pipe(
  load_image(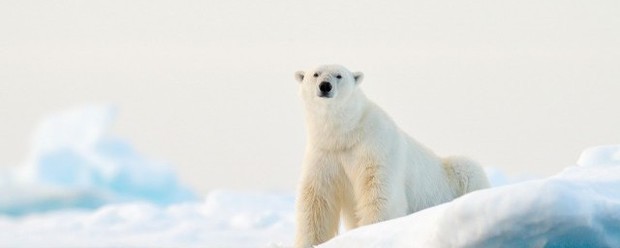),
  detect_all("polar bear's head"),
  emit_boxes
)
[295,65,363,105]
